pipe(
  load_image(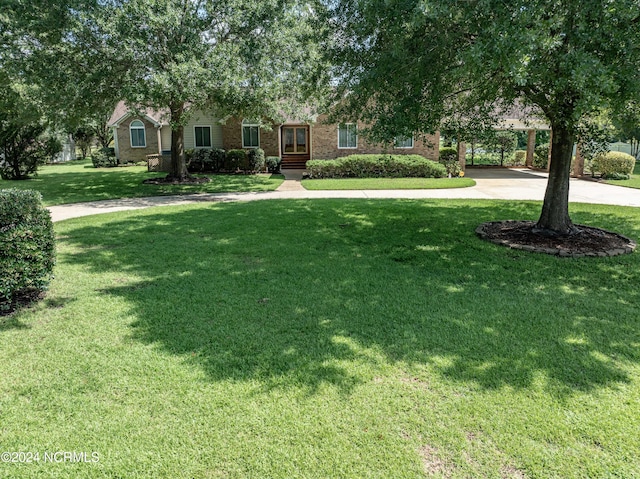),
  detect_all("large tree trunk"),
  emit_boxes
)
[167,101,190,181]
[534,124,579,236]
